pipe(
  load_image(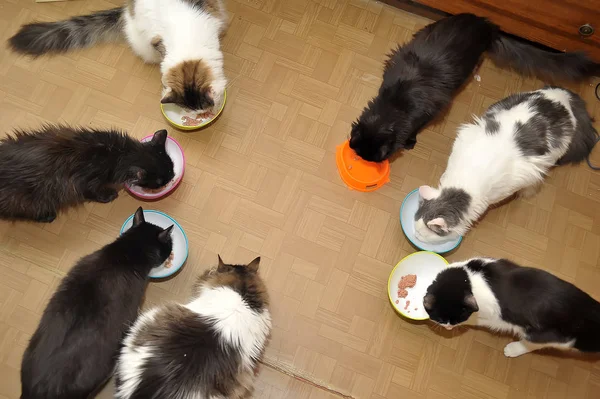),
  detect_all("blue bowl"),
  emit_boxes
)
[400,188,462,254]
[120,210,189,279]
